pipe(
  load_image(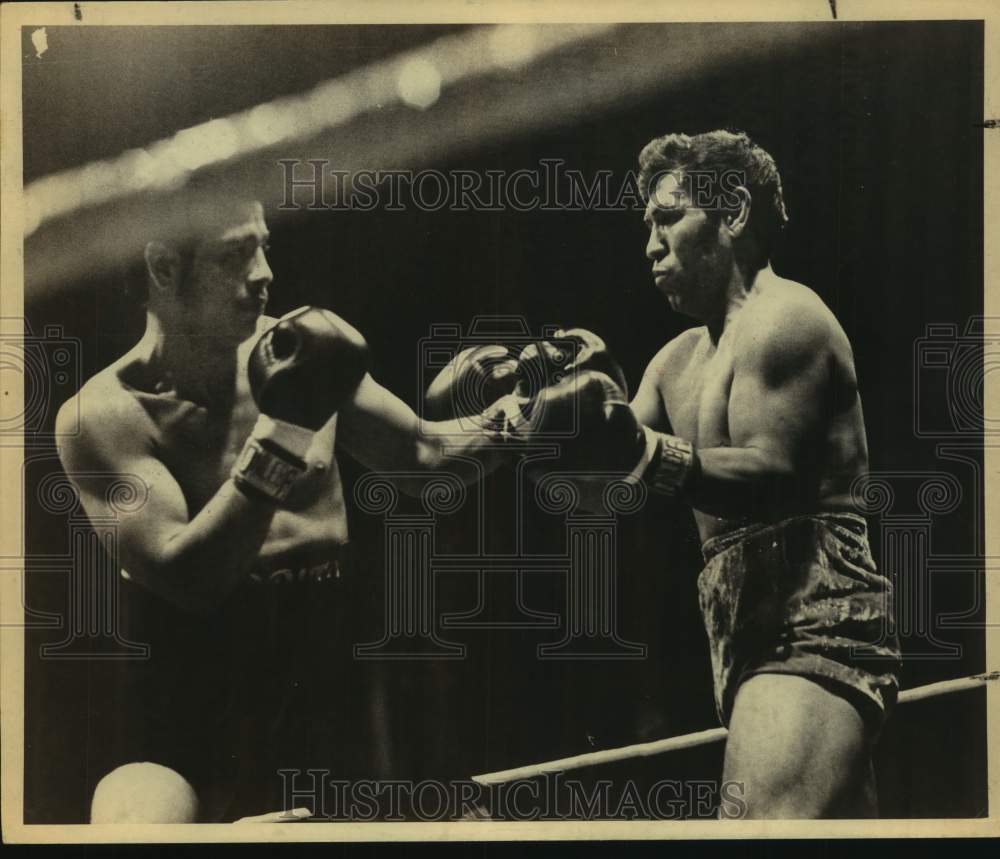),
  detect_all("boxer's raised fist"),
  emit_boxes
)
[514,340,571,399]
[233,307,368,504]
[249,306,368,430]
[425,344,519,420]
[555,327,629,399]
[522,369,645,477]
